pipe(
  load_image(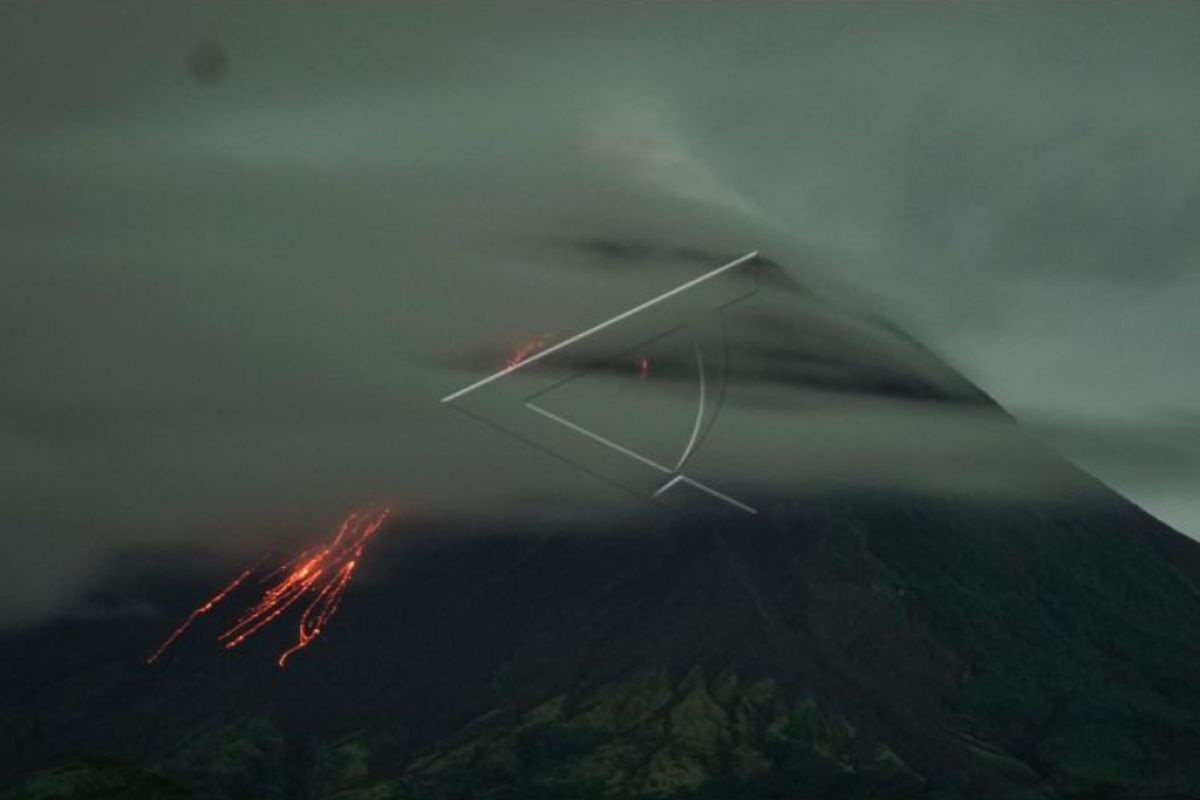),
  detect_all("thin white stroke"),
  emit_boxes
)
[524,402,672,474]
[440,251,758,403]
[672,345,705,473]
[653,474,758,515]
